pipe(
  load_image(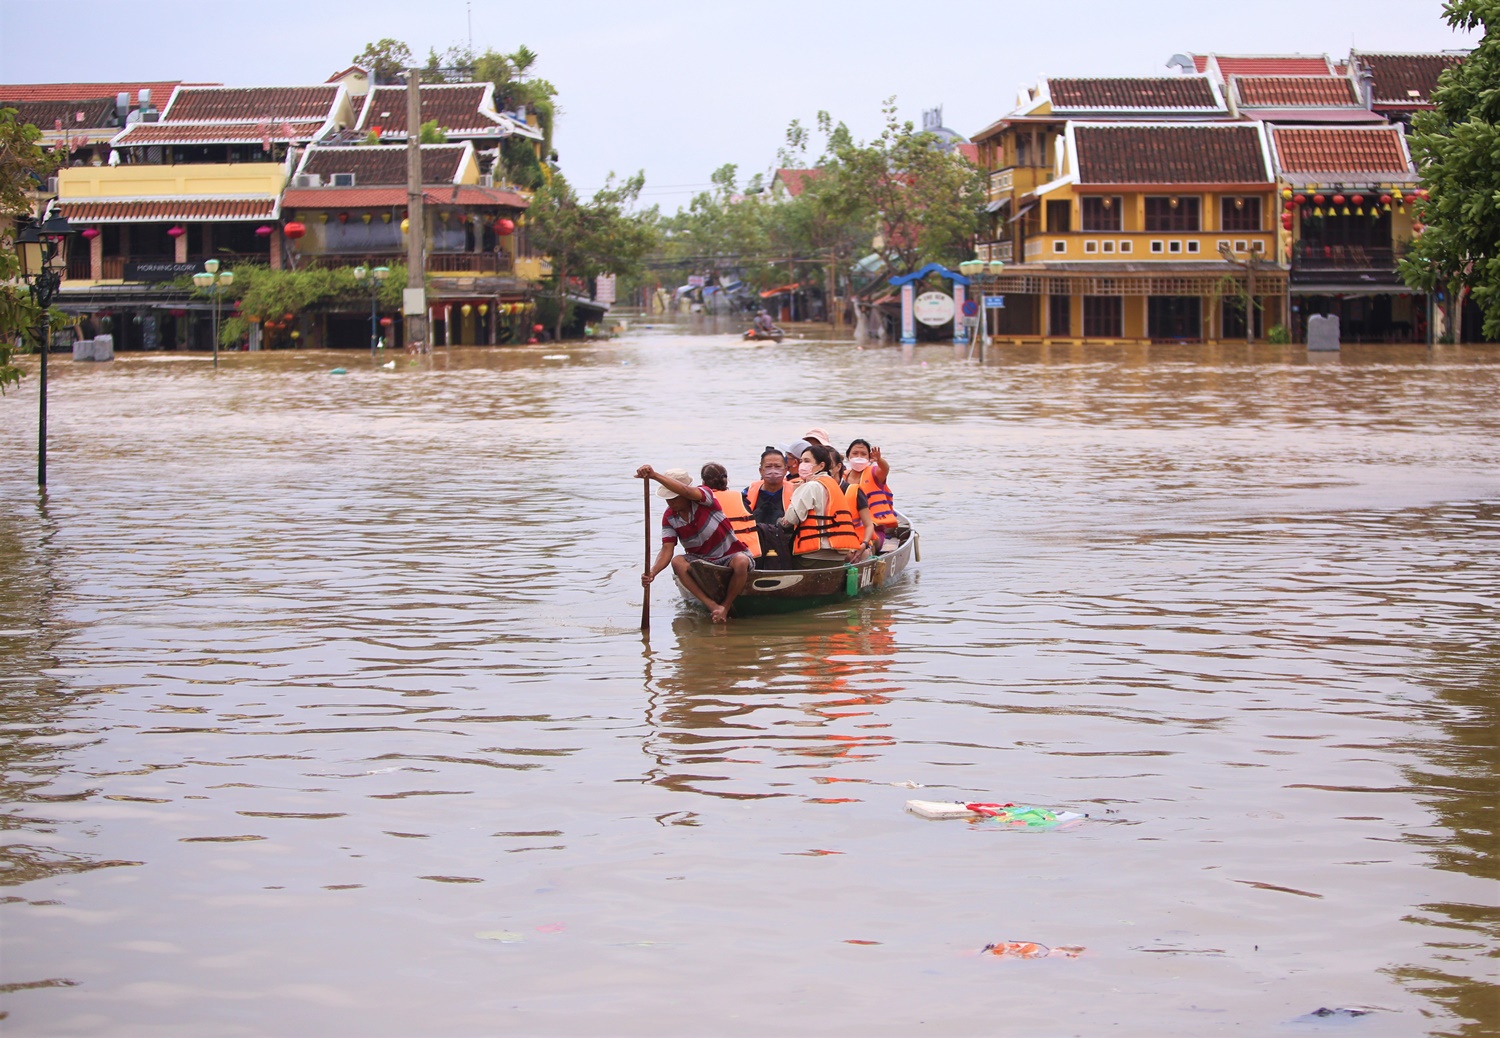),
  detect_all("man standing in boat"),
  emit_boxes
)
[638,465,754,623]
